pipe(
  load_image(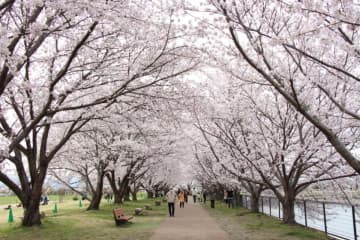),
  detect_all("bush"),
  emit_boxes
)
[72,195,79,201]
